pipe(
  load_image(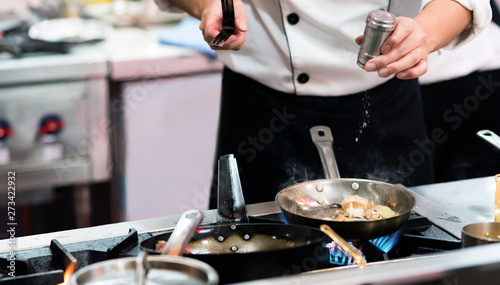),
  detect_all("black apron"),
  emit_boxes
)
[209,67,434,208]
[419,0,500,182]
